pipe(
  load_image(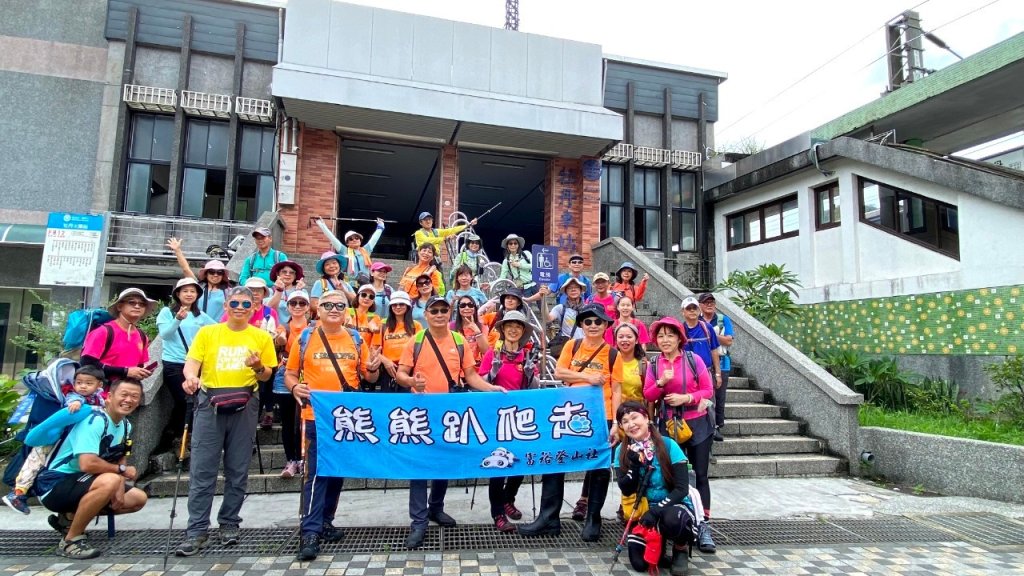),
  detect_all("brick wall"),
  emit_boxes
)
[278,125,338,256]
[436,144,459,260]
[543,157,602,269]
